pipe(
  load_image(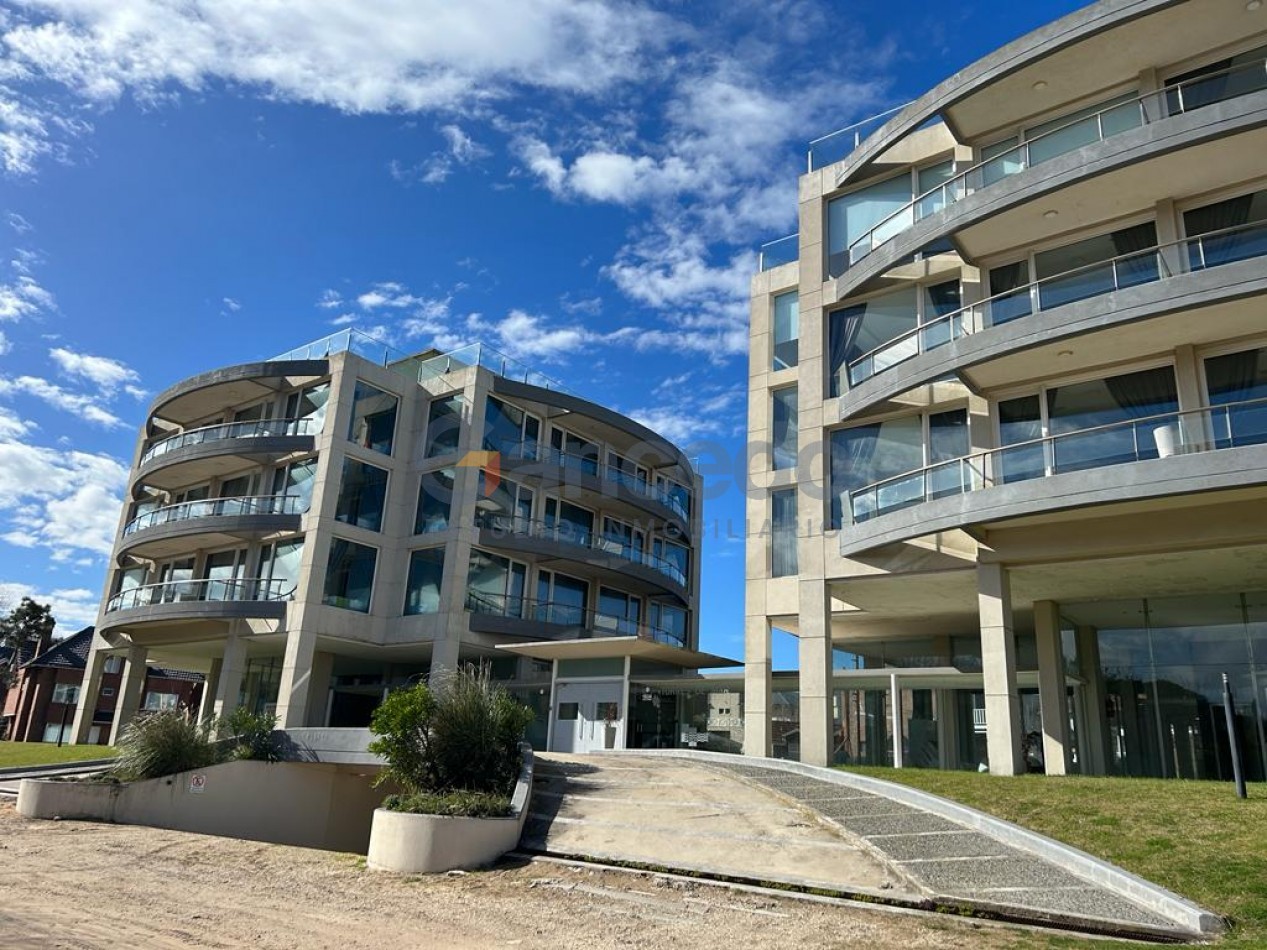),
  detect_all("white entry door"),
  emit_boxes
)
[553,682,624,753]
